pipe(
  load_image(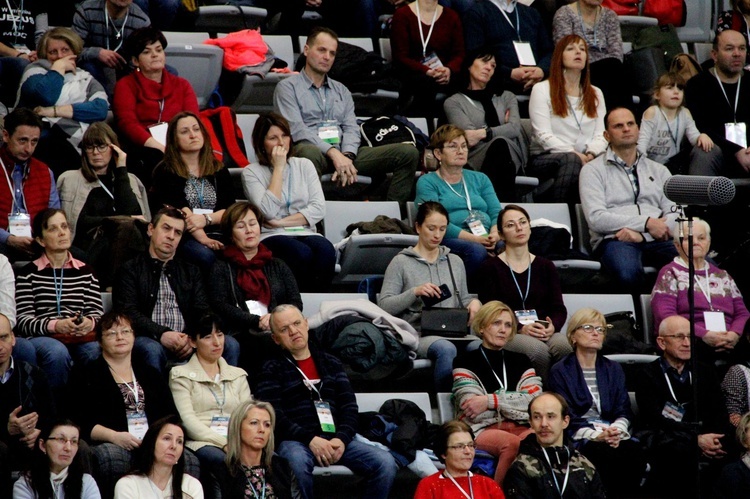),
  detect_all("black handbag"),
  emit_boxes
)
[420,257,470,337]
